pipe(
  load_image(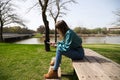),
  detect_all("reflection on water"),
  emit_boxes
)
[82,37,105,44]
[15,36,120,44]
[82,36,120,44]
[15,38,44,44]
[105,36,120,44]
